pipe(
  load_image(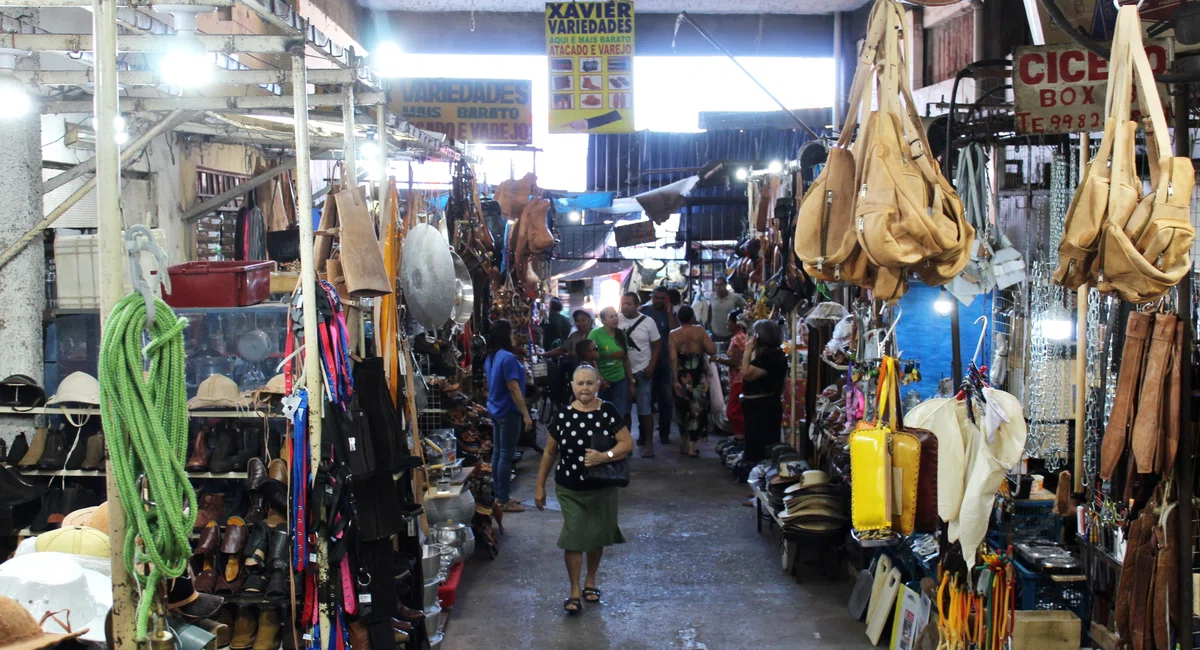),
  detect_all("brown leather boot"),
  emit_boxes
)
[187,426,212,472]
[81,433,106,471]
[36,427,67,470]
[251,607,281,650]
[209,426,237,474]
[194,493,227,530]
[230,606,259,650]
[17,427,47,470]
